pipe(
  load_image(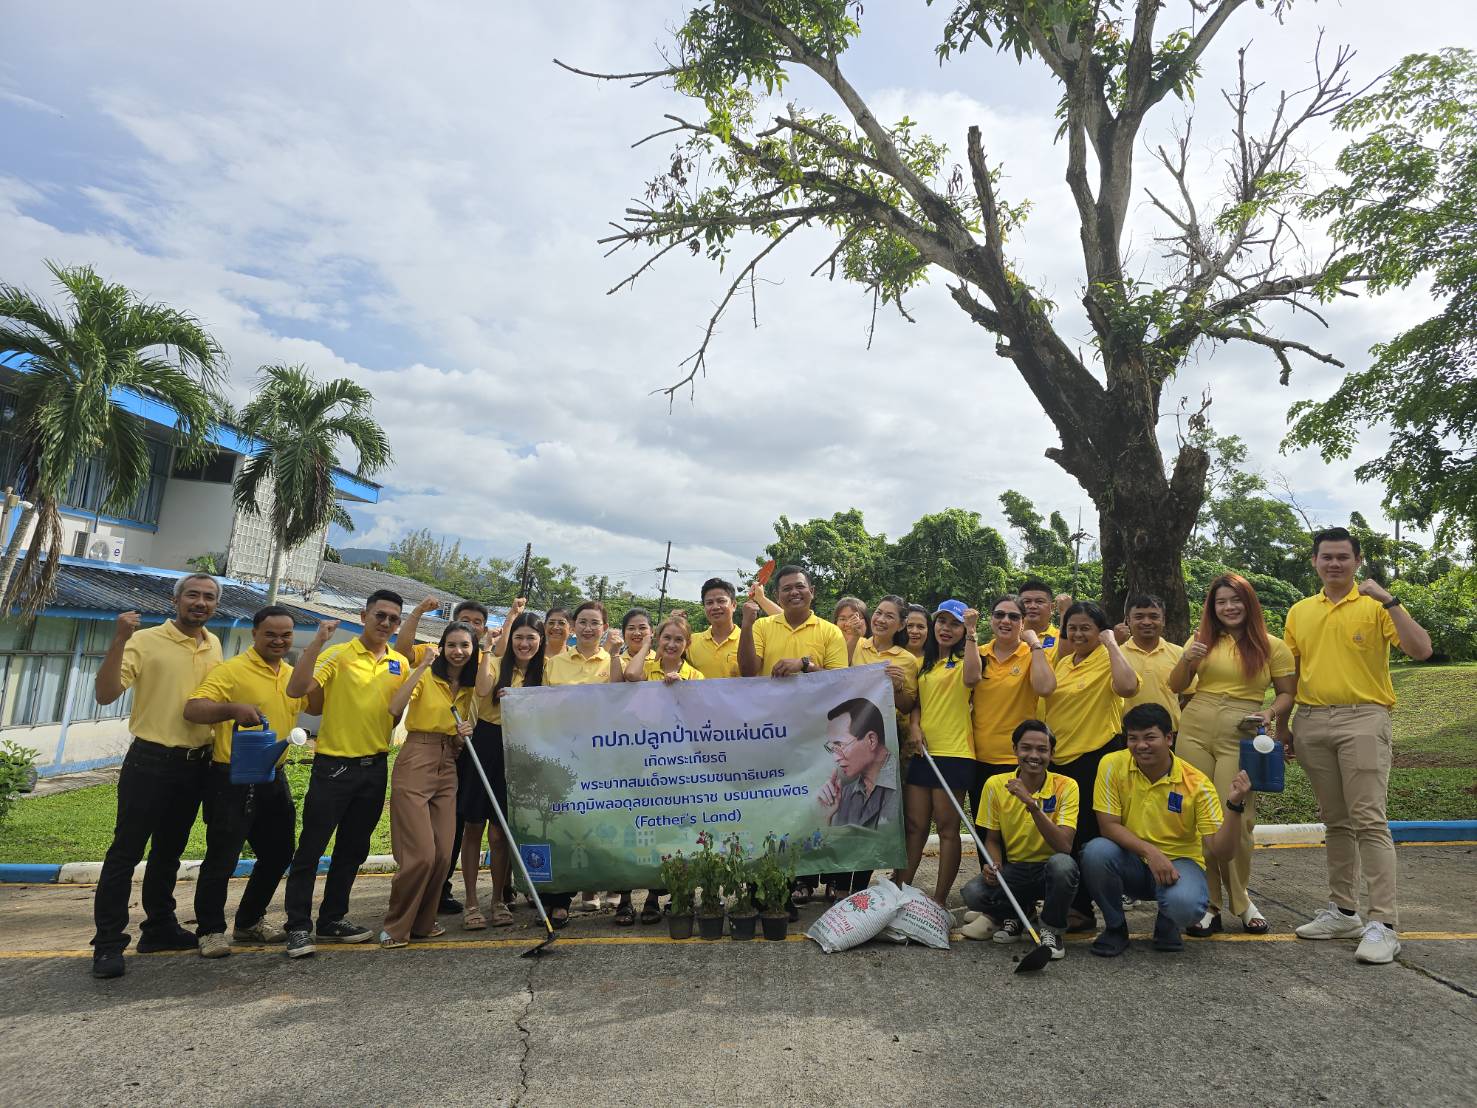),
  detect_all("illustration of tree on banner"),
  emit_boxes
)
[569,1,1377,639]
[506,744,577,840]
